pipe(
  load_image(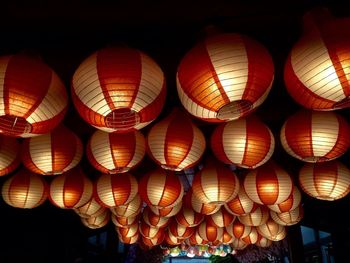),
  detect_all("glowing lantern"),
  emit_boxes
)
[225,221,252,239]
[110,194,141,217]
[139,169,184,208]
[1,169,48,208]
[71,47,166,133]
[176,207,204,227]
[21,126,83,175]
[299,161,350,201]
[192,159,240,205]
[142,207,170,228]
[141,232,165,247]
[147,109,206,171]
[149,201,182,217]
[211,116,275,169]
[188,230,208,245]
[119,232,139,244]
[139,220,164,239]
[74,198,106,218]
[81,210,110,229]
[270,206,304,226]
[257,219,286,240]
[198,220,224,242]
[269,228,287,241]
[241,227,258,244]
[256,235,272,247]
[165,231,183,246]
[94,173,138,207]
[243,162,293,205]
[280,110,350,162]
[49,168,93,209]
[268,187,302,213]
[169,220,195,239]
[86,130,145,174]
[116,223,139,238]
[0,135,20,176]
[238,206,269,226]
[219,230,235,244]
[230,238,247,250]
[224,185,258,216]
[176,33,274,122]
[184,190,220,215]
[0,54,68,137]
[111,214,139,227]
[207,207,236,227]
